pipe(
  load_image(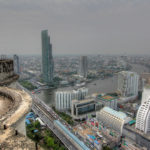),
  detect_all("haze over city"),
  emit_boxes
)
[1,1,150,149]
[0,0,150,55]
